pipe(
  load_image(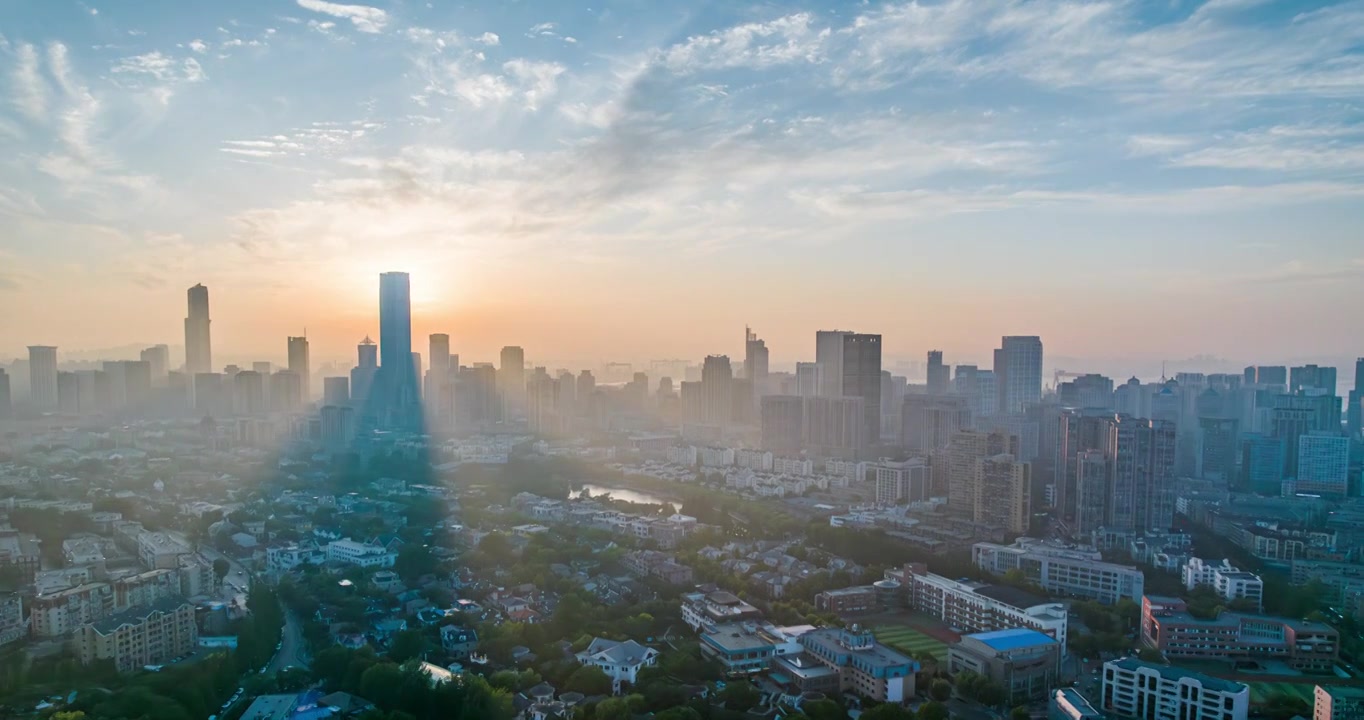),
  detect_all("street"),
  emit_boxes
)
[267,610,309,673]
